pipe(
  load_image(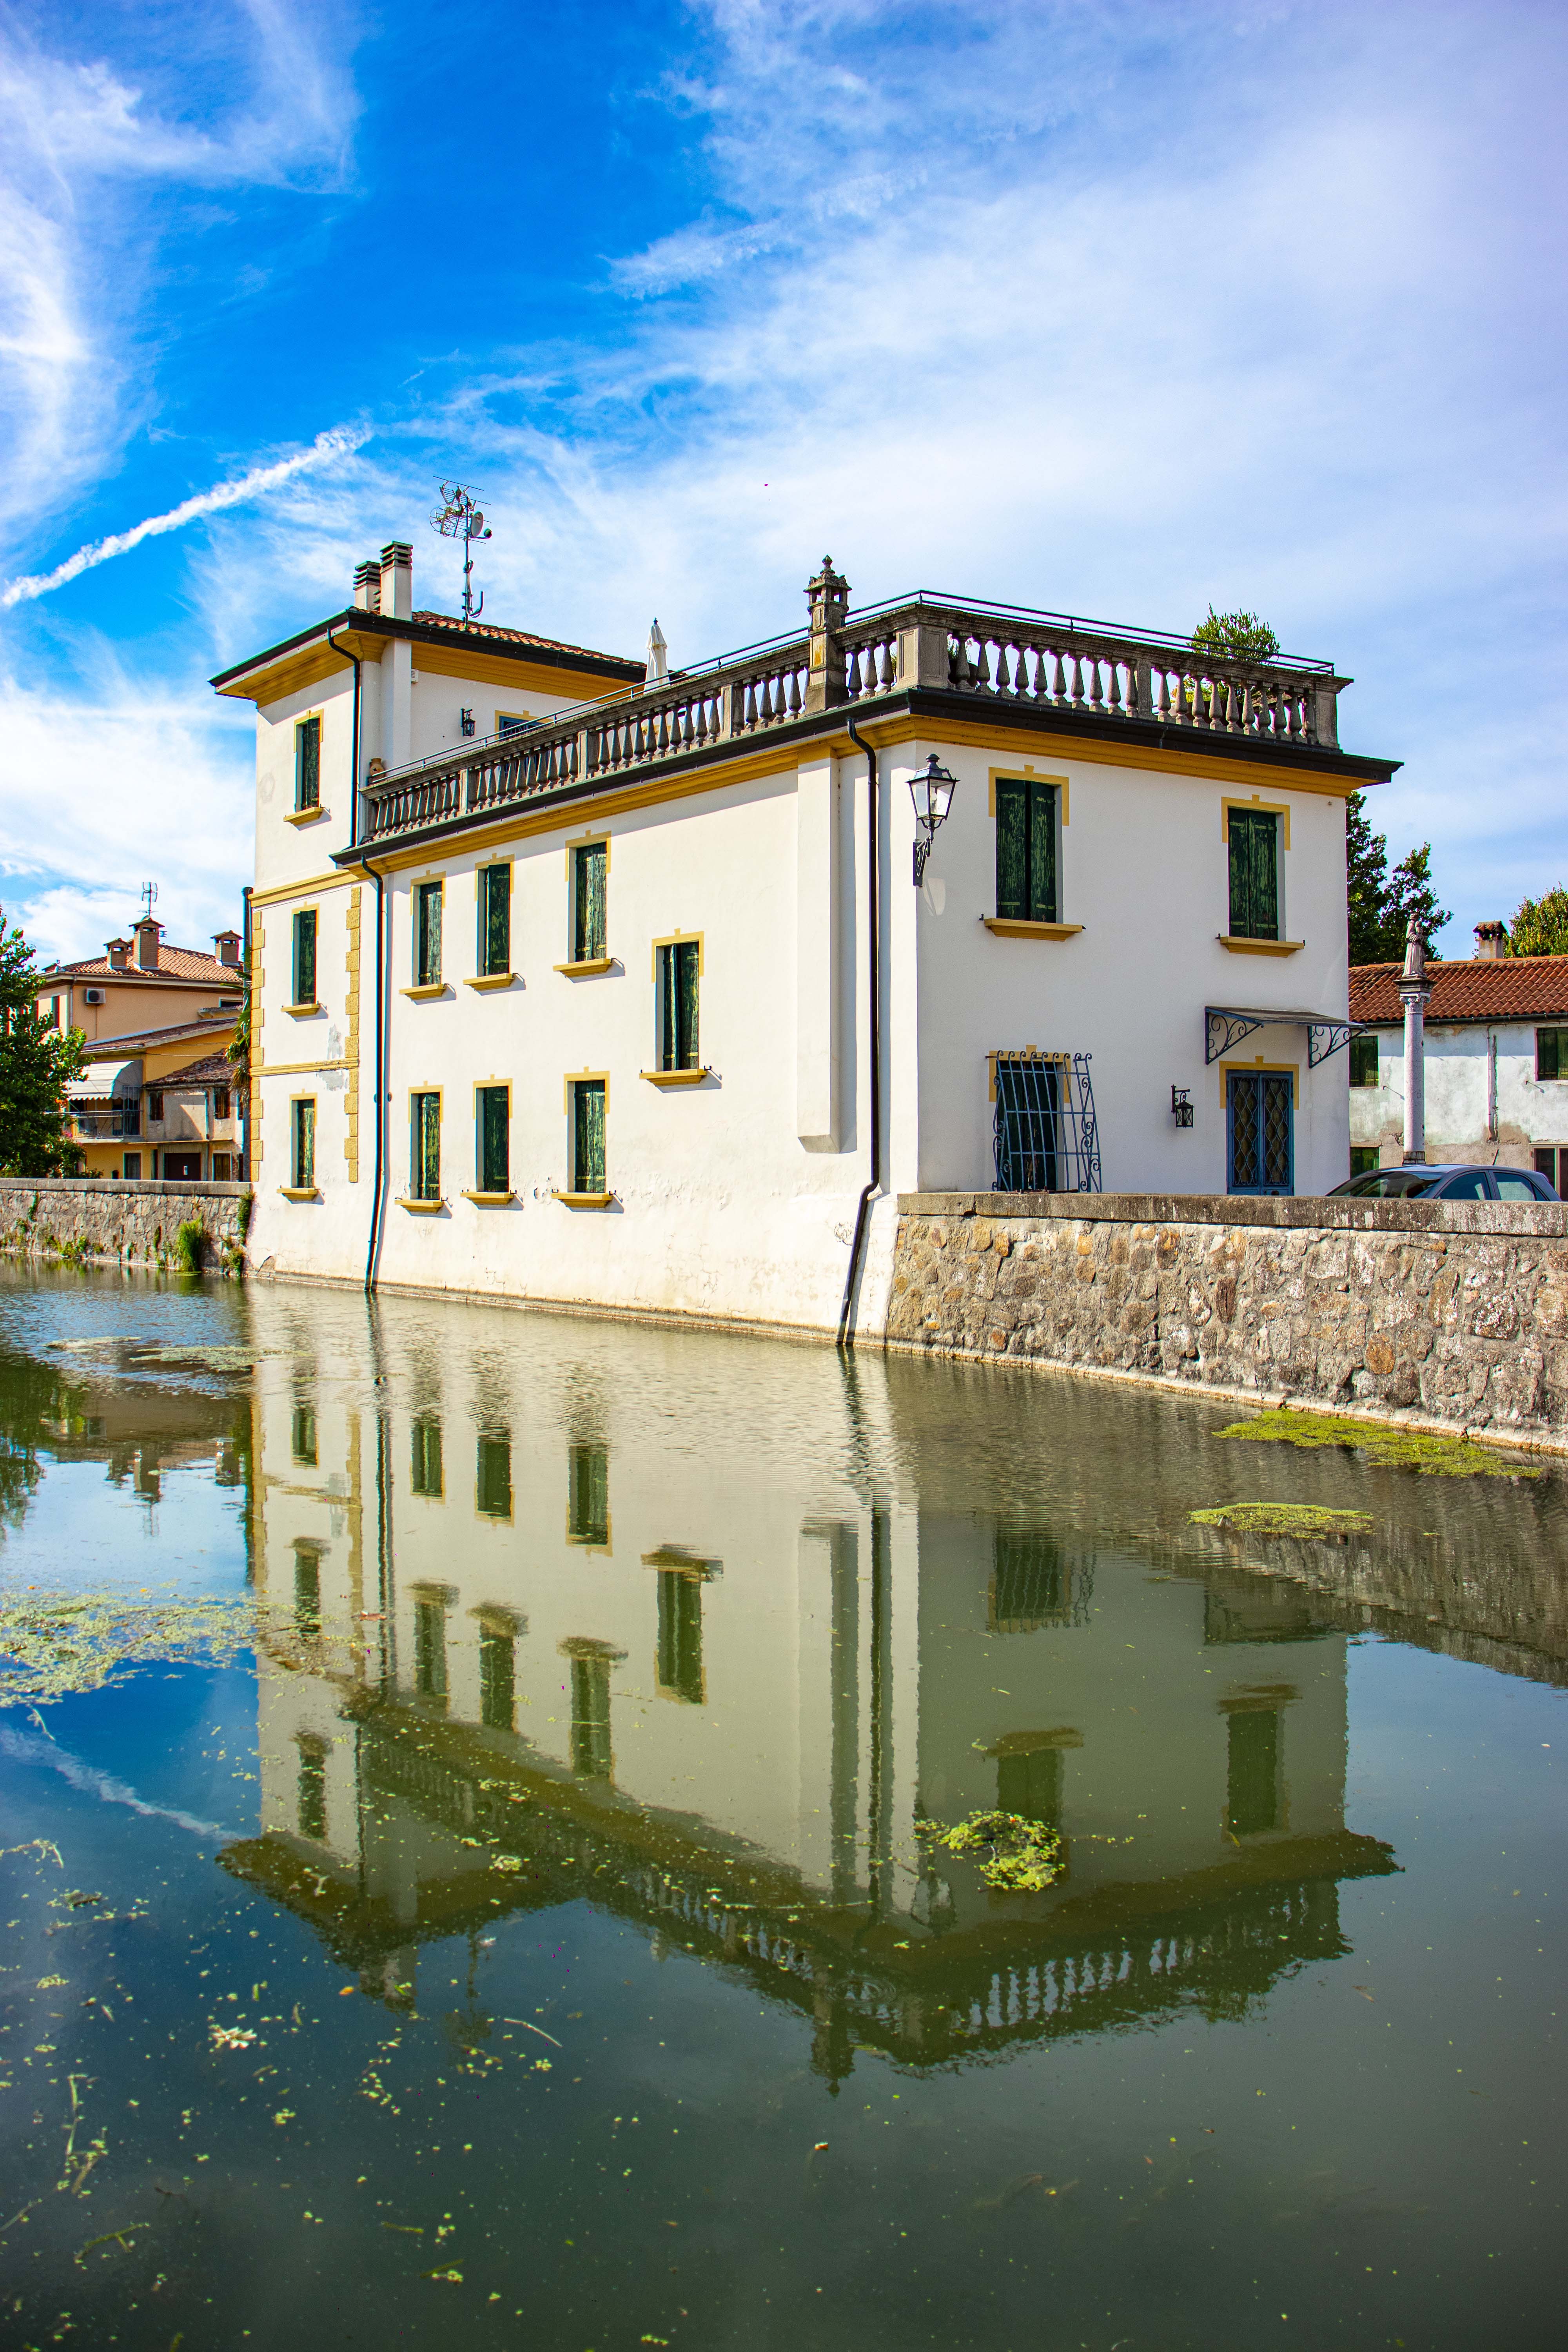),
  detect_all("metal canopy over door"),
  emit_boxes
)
[1227,1070,1293,1195]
